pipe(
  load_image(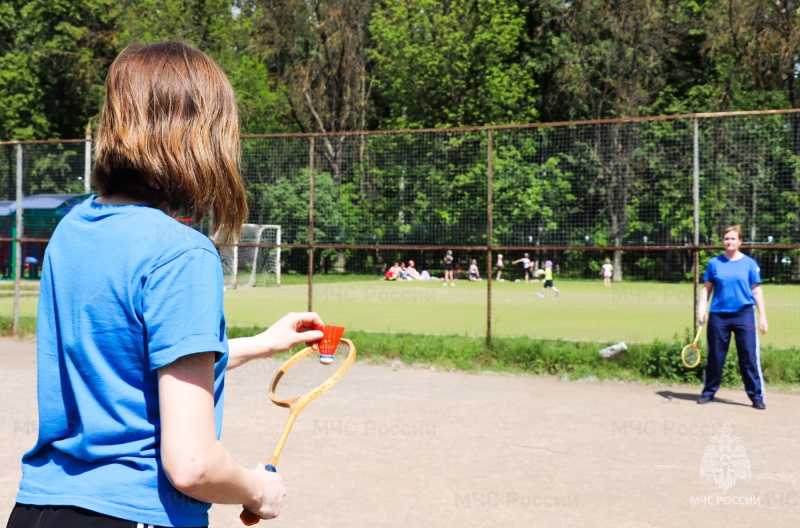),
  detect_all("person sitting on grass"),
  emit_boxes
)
[469,259,481,281]
[385,262,401,281]
[398,262,409,280]
[405,259,422,280]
